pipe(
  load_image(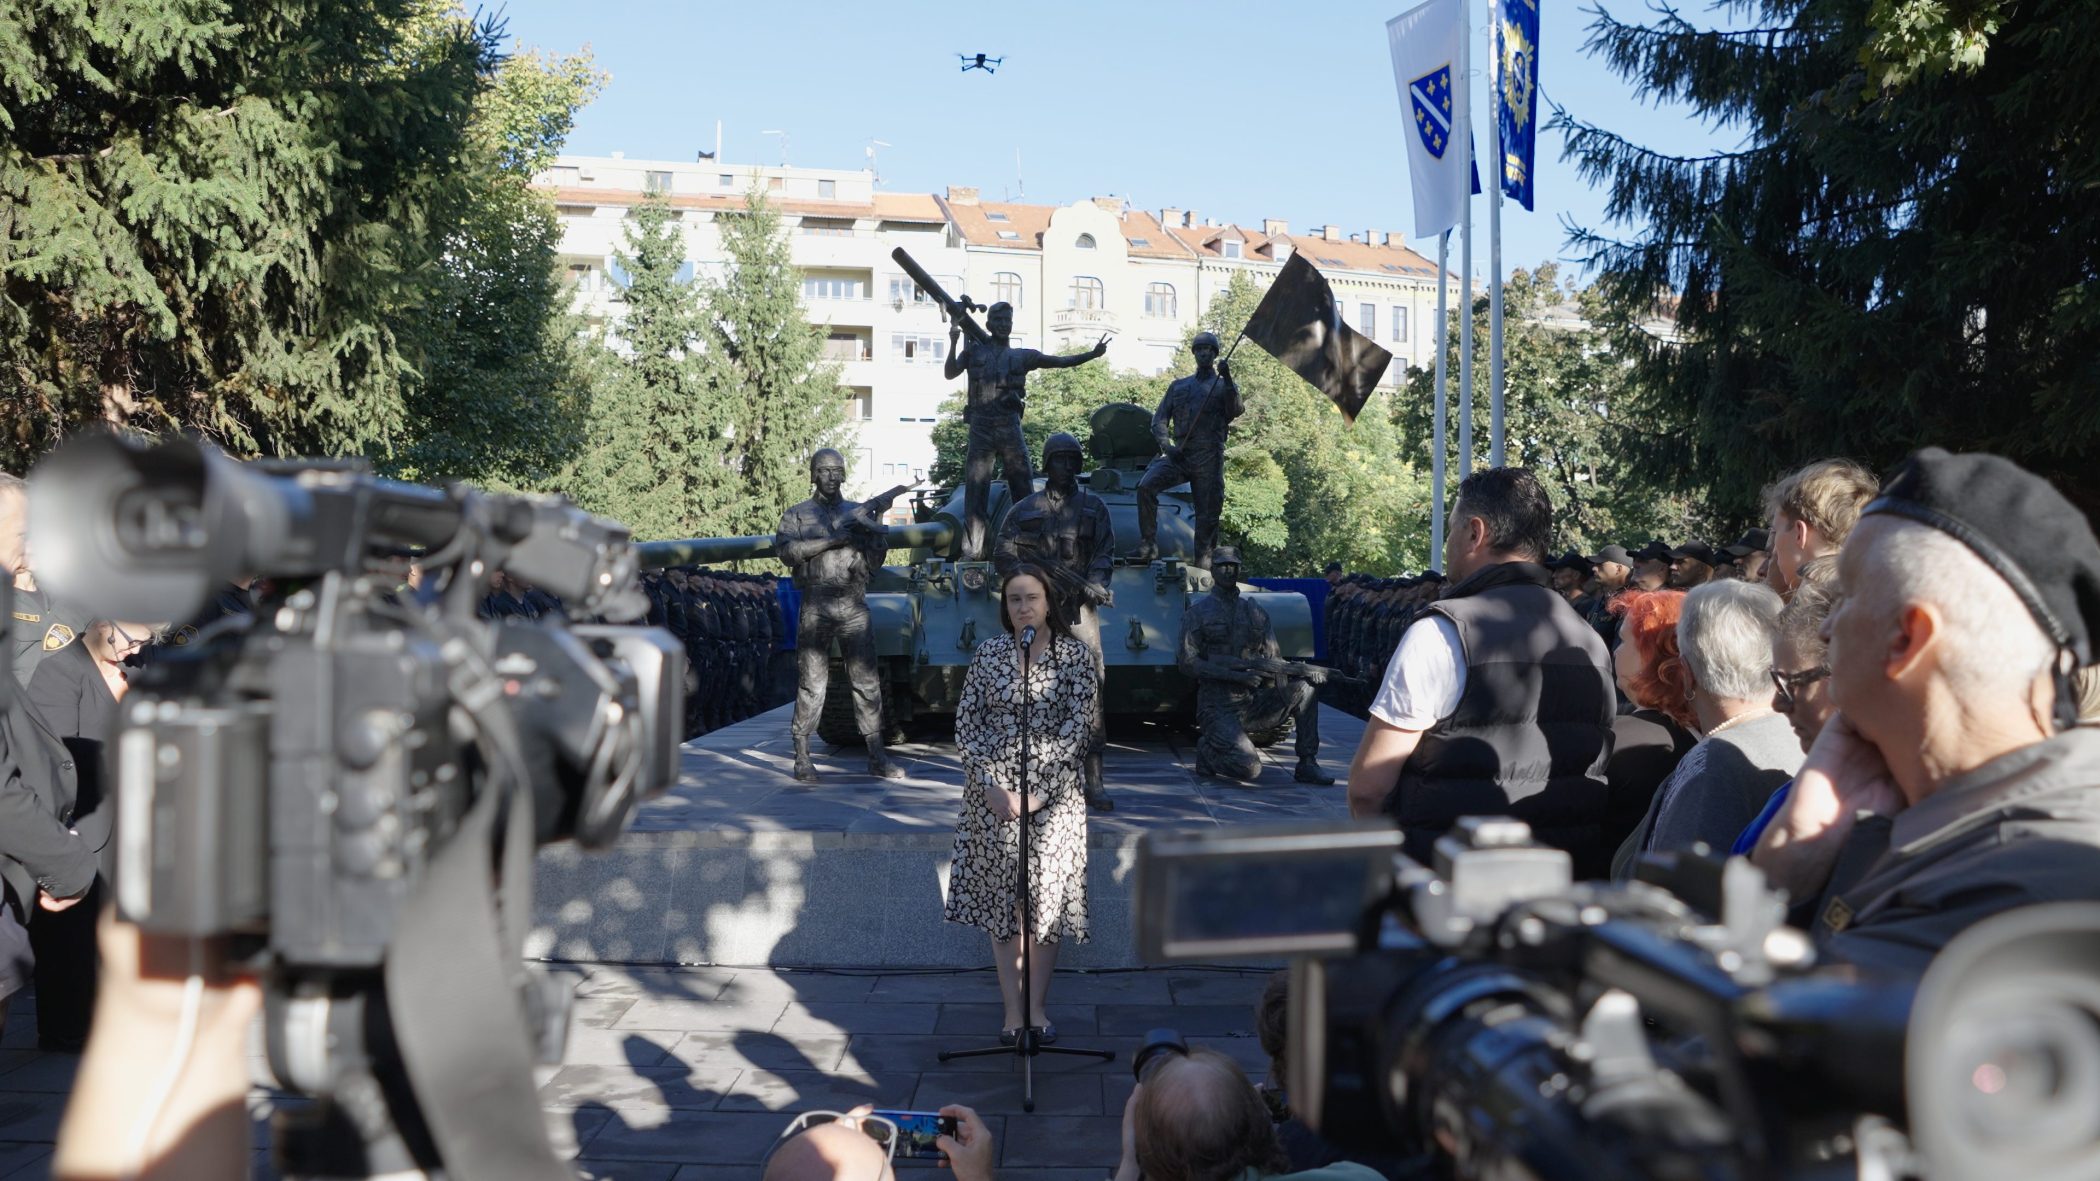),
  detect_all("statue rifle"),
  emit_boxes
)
[891,247,989,344]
